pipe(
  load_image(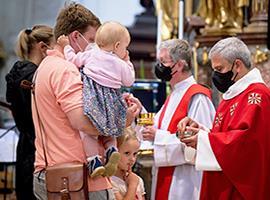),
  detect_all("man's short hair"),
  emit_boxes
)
[159,39,192,72]
[54,2,101,39]
[209,37,252,69]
